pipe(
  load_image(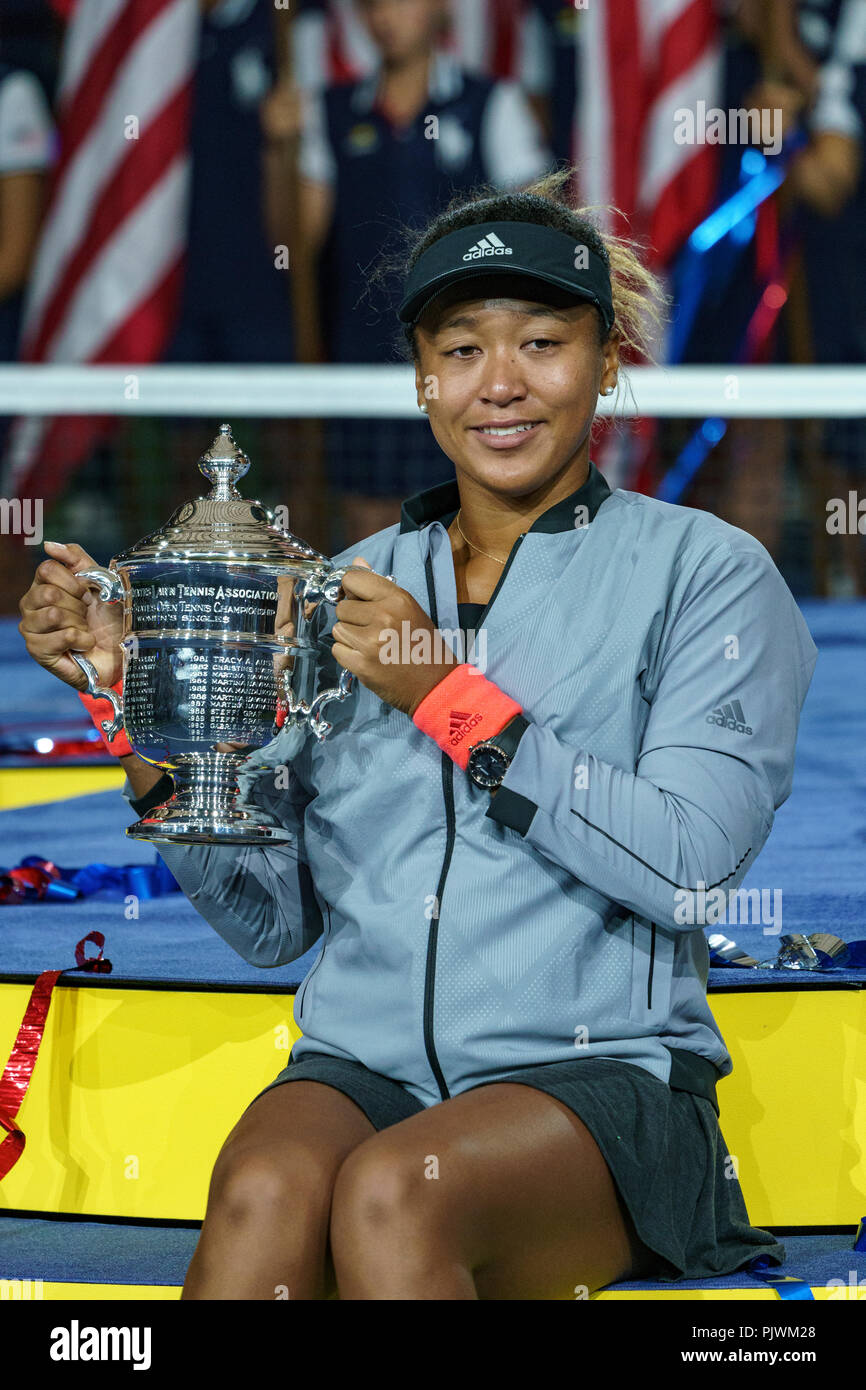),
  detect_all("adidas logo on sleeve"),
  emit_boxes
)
[462,232,513,261]
[706,700,753,736]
